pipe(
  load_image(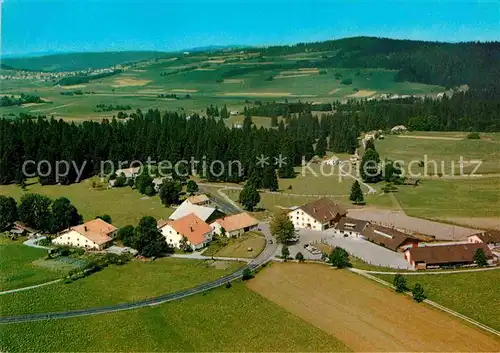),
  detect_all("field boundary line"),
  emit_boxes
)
[352,269,500,338]
[0,279,62,295]
[350,266,500,275]
[0,227,277,324]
